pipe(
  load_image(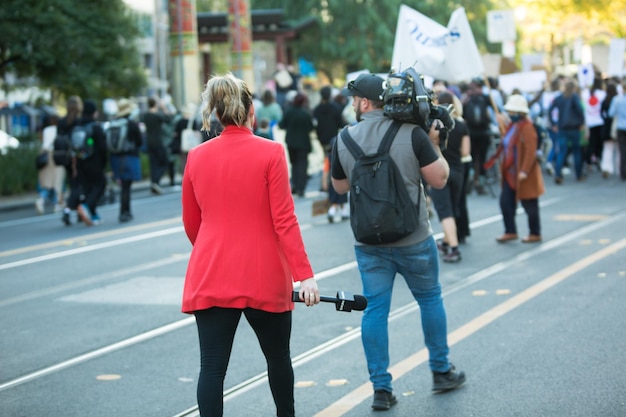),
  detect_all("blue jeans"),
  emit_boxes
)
[547,130,558,164]
[355,237,451,393]
[555,129,583,180]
